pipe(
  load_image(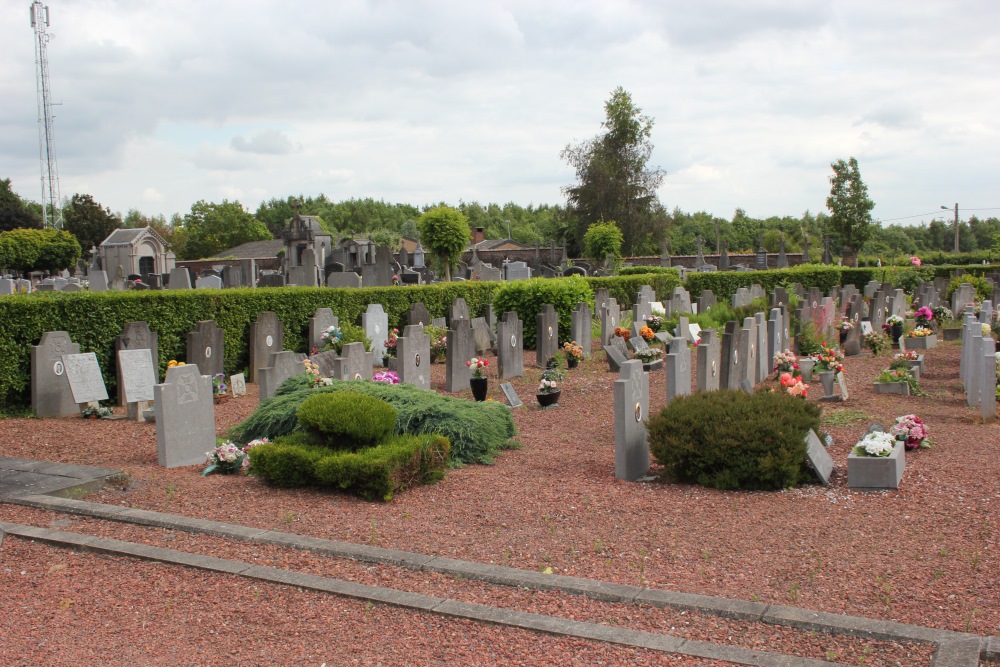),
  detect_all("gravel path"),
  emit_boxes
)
[0,340,994,665]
